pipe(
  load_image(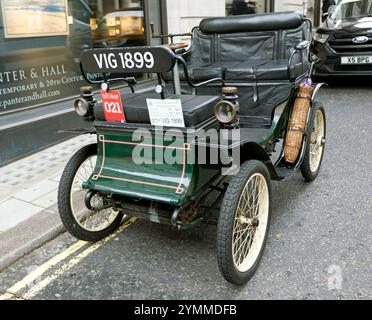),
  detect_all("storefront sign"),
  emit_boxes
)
[0,62,99,113]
